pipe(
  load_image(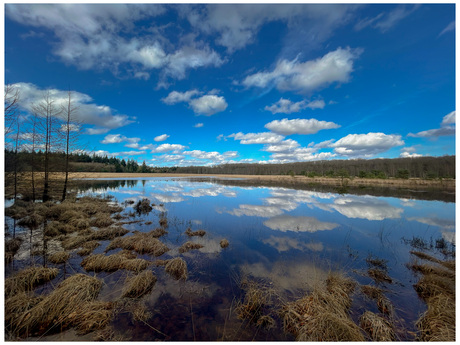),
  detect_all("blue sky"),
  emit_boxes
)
[4,3,456,167]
